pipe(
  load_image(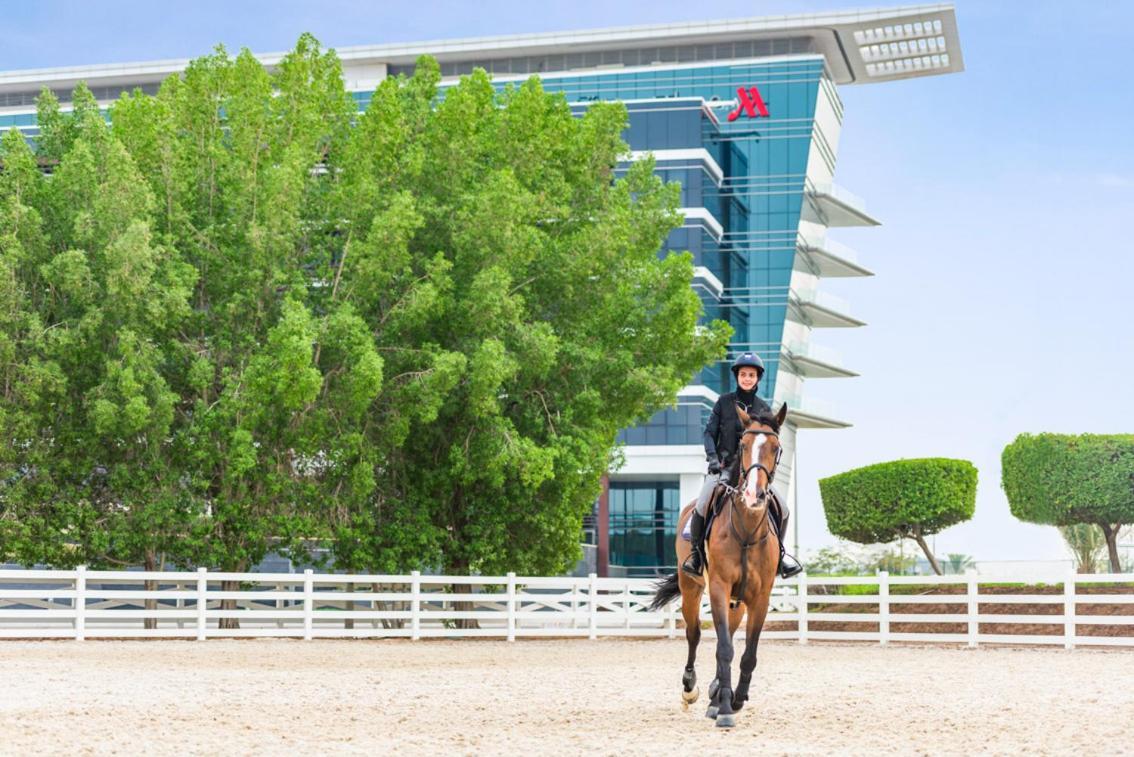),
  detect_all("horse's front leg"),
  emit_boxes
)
[732,591,772,712]
[706,580,738,728]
